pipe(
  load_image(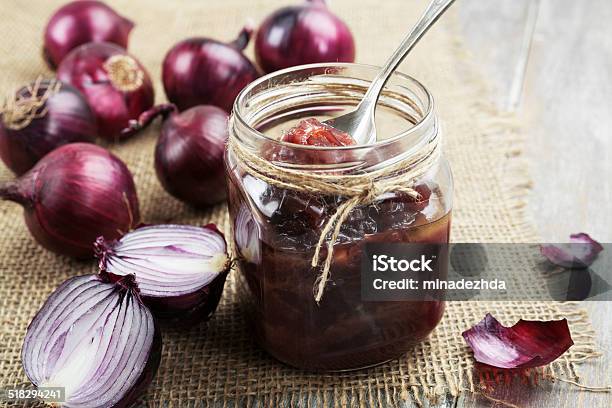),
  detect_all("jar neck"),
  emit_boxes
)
[230,63,439,174]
